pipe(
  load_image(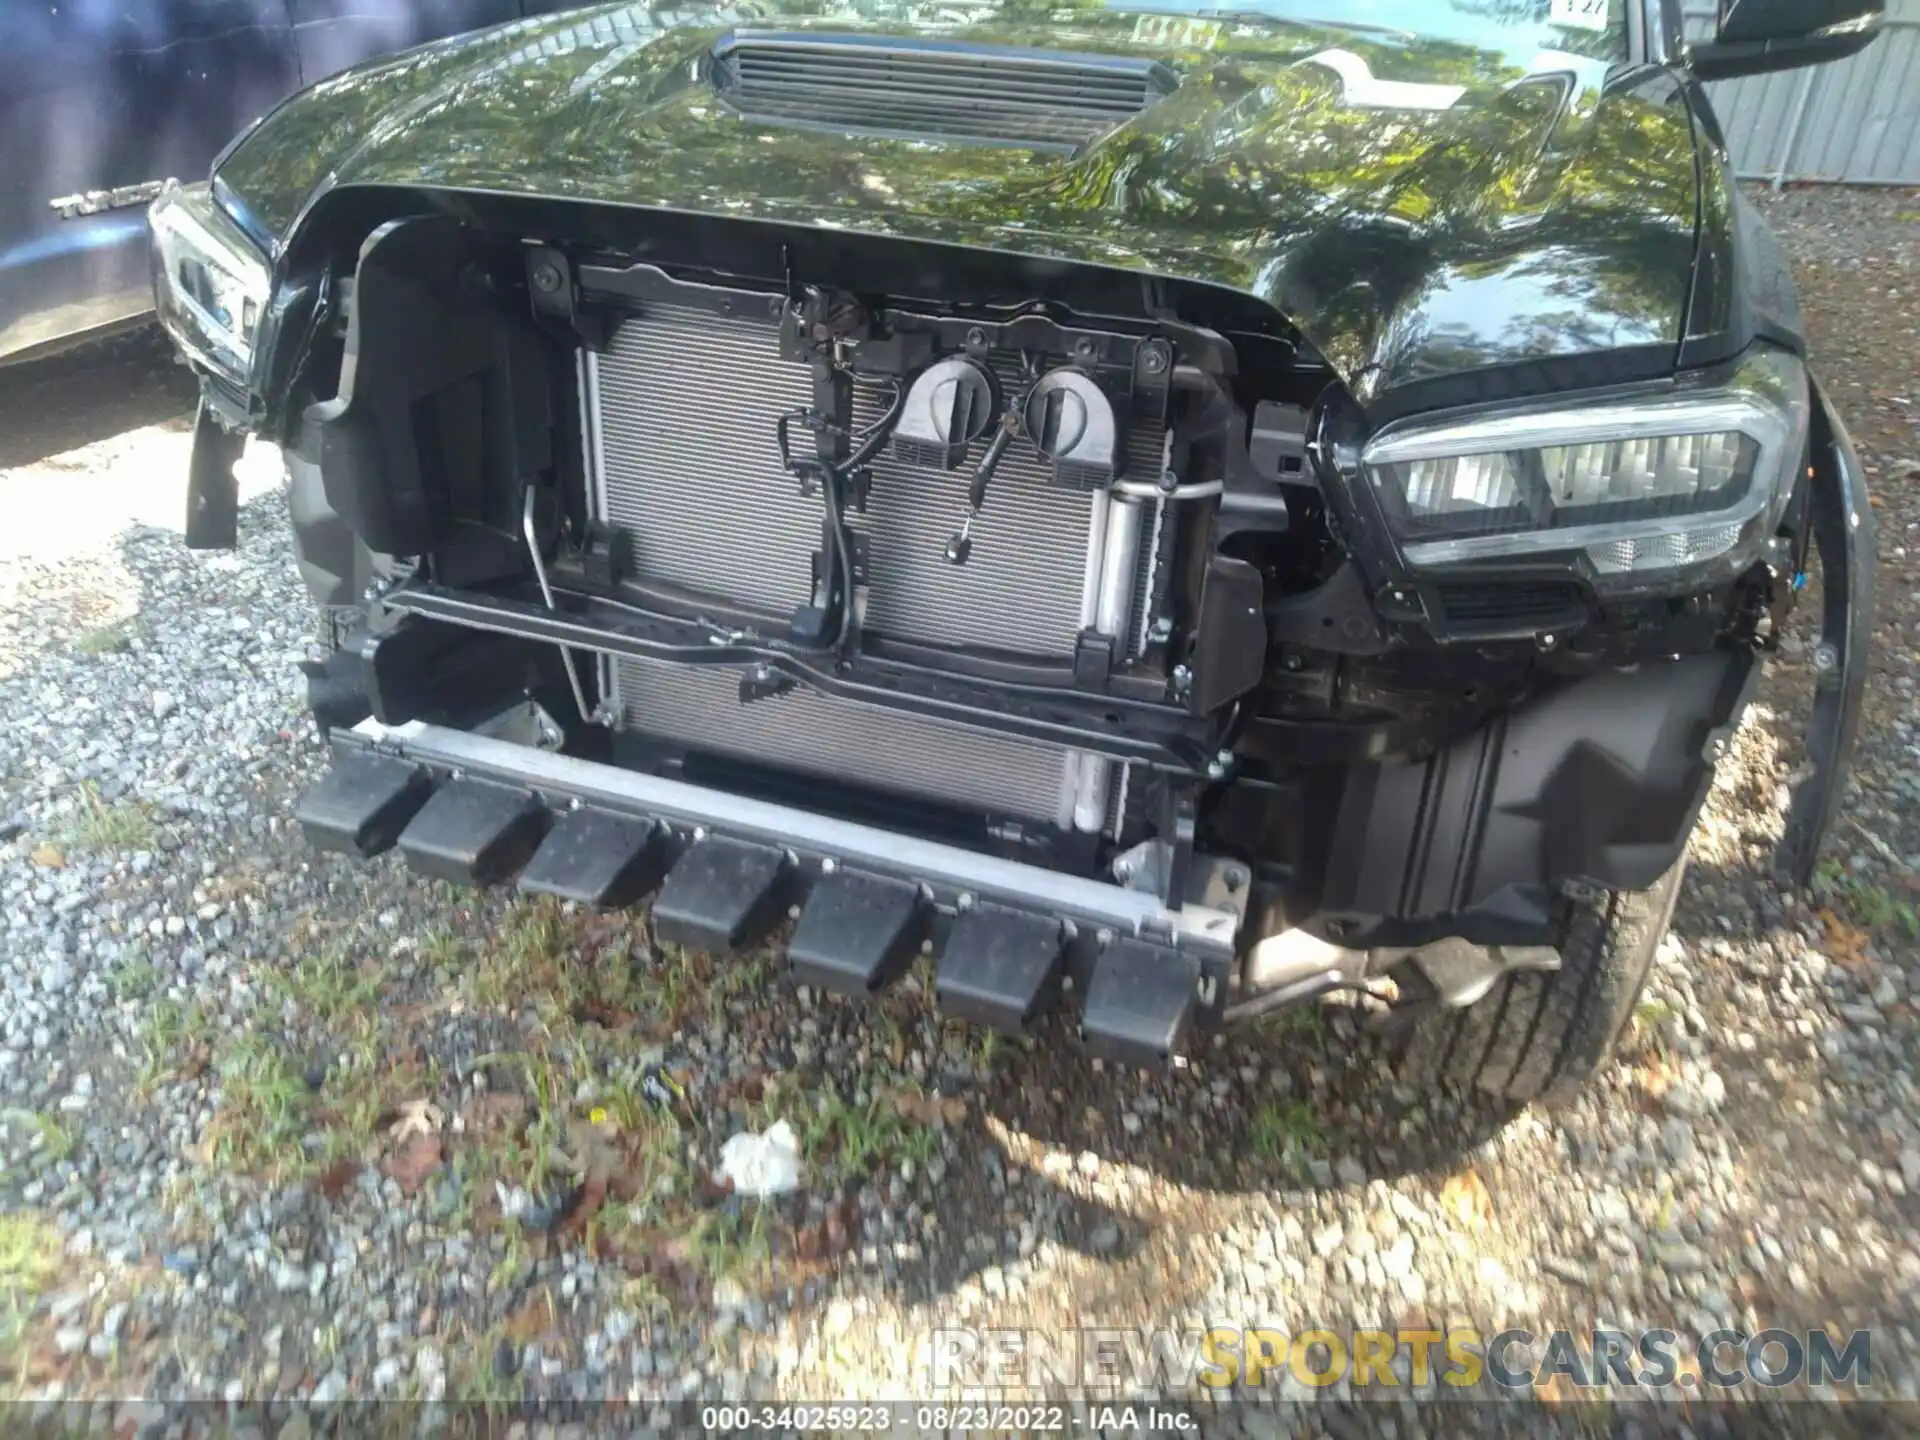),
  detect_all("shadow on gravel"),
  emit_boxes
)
[0,327,197,467]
